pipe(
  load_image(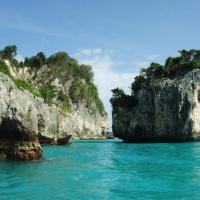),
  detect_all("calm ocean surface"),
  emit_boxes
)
[1,140,200,200]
